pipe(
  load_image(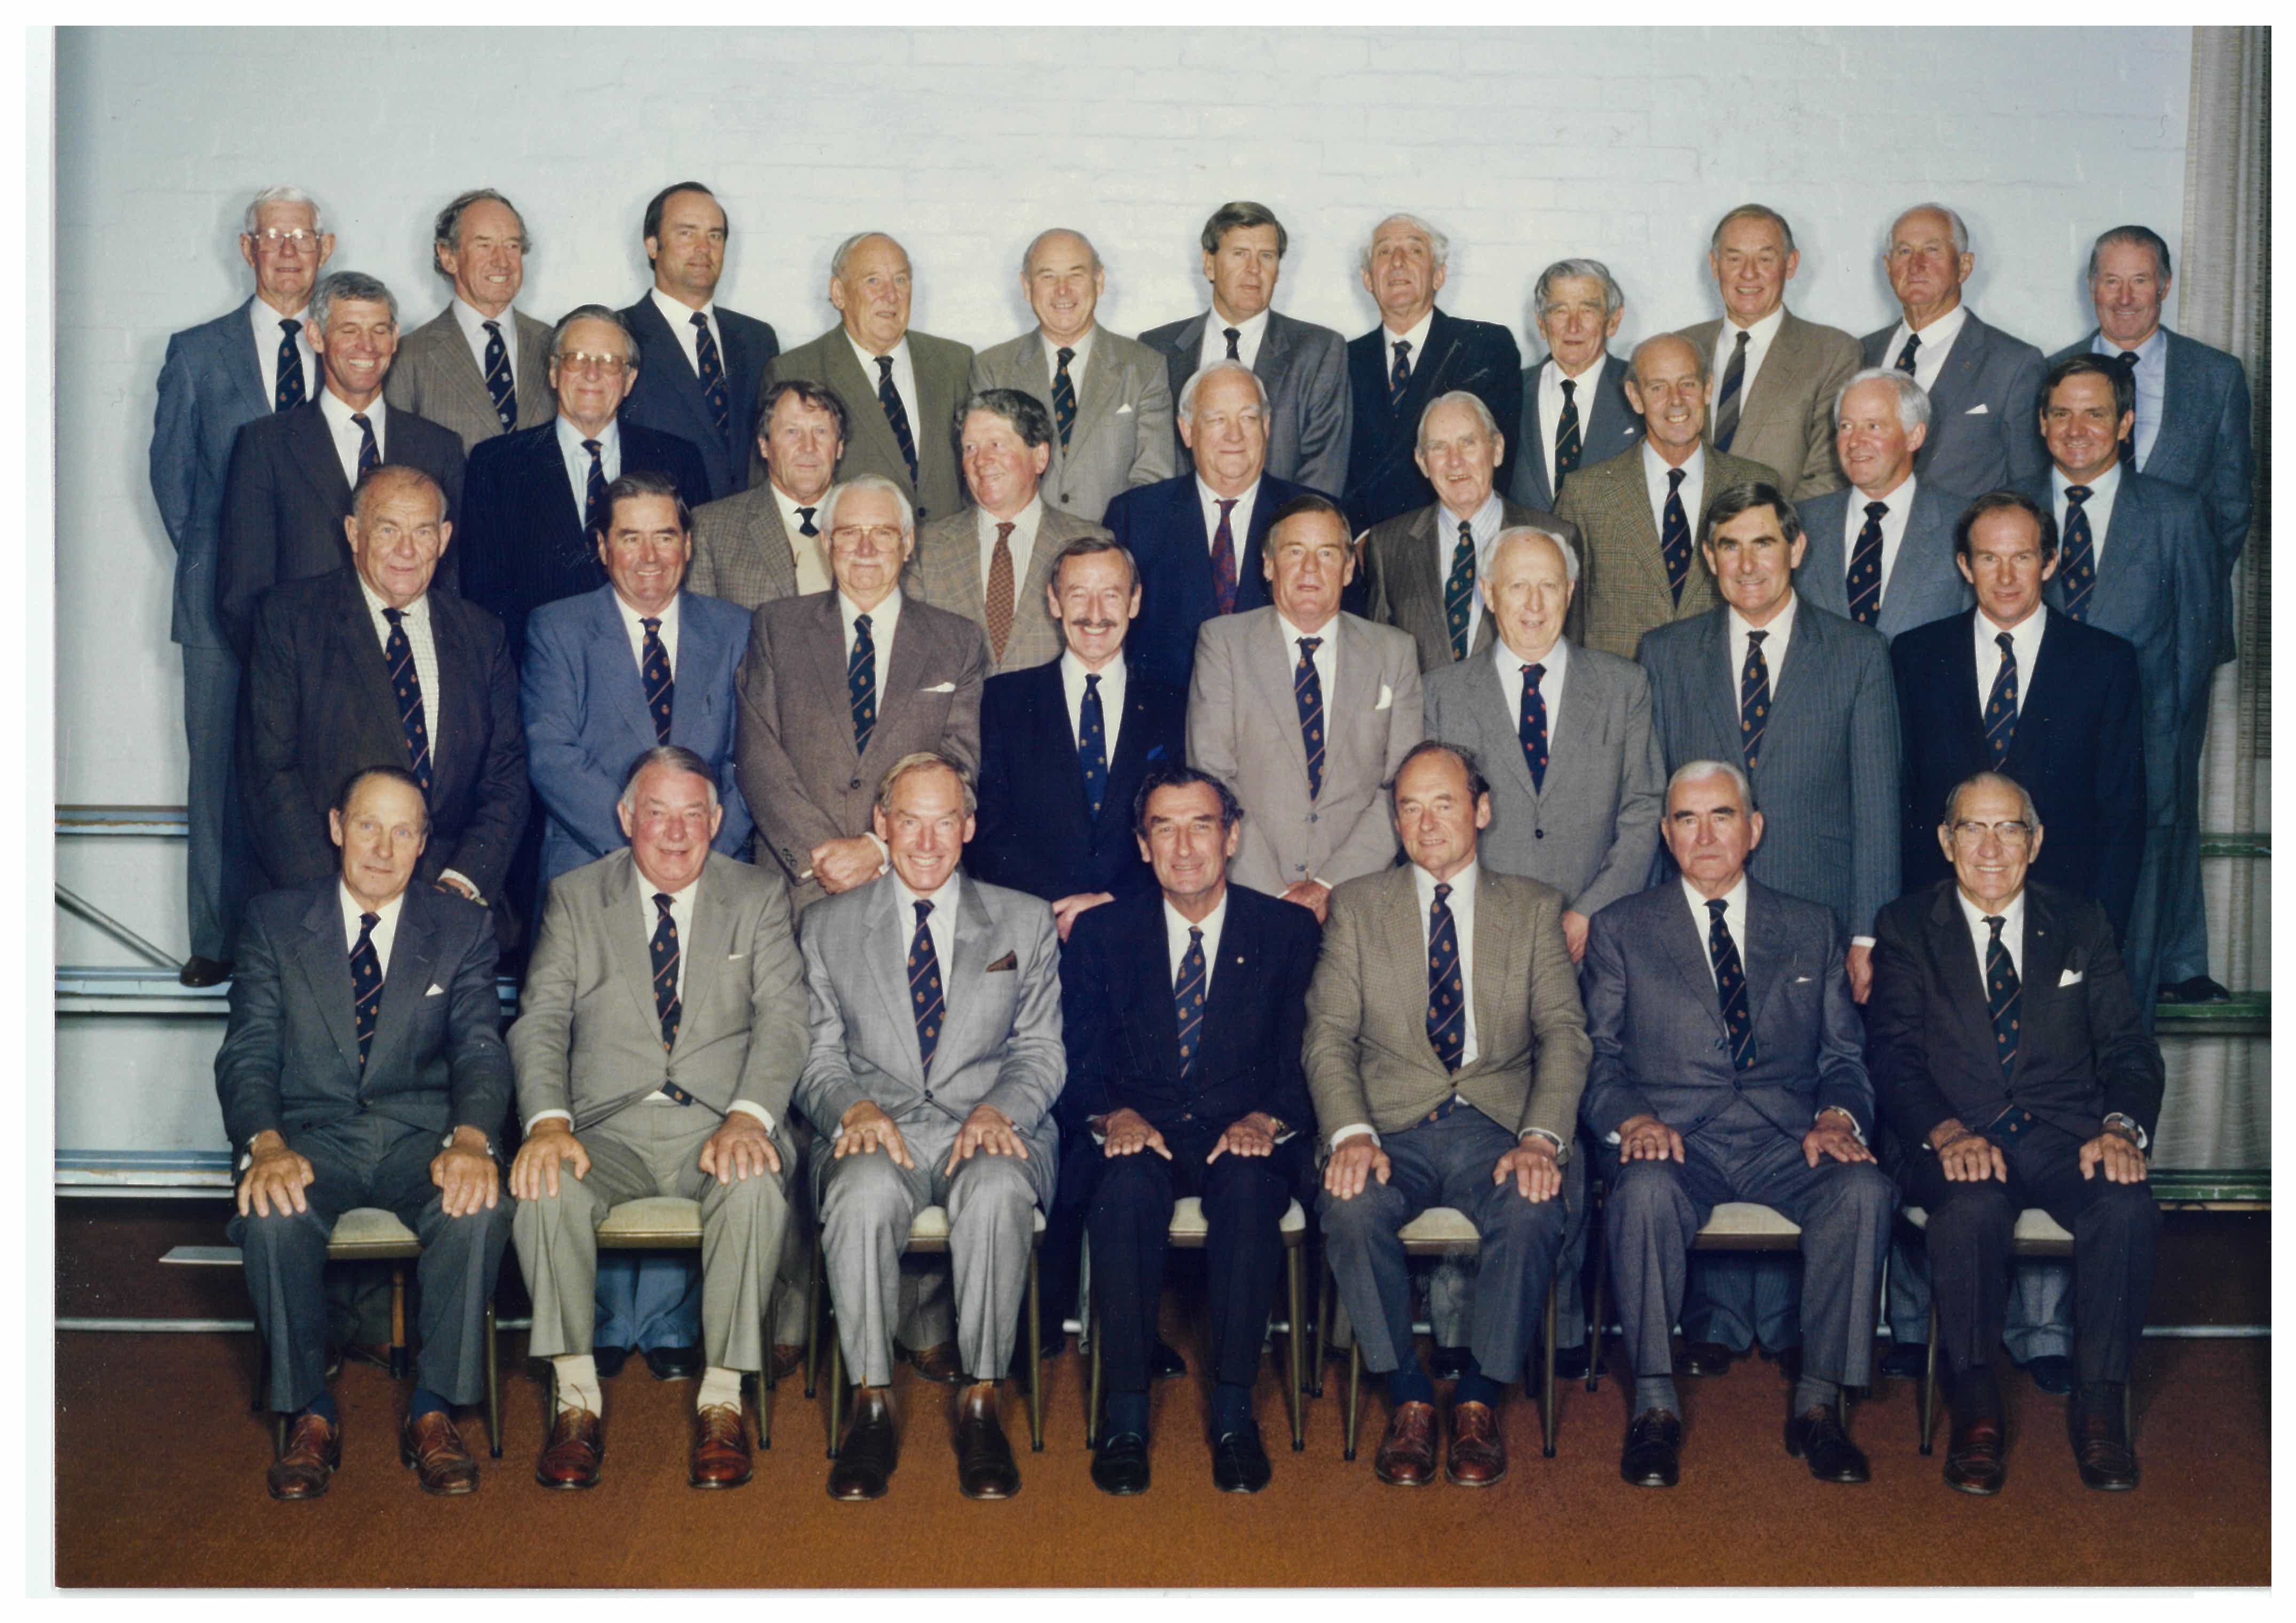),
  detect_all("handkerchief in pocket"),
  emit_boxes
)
[1965,403,1990,415]
[2058,967,2084,987]
[1376,683,1393,711]
[986,951,1018,973]
[923,681,956,694]
[426,983,444,997]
